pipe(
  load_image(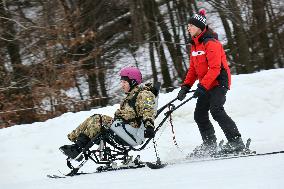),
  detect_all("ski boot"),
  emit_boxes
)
[60,144,82,159]
[59,133,90,160]
[217,137,246,156]
[188,131,218,159]
[188,141,217,159]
